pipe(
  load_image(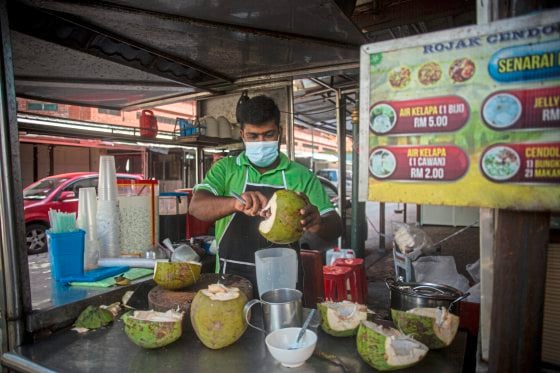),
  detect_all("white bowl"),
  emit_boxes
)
[265,327,317,368]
